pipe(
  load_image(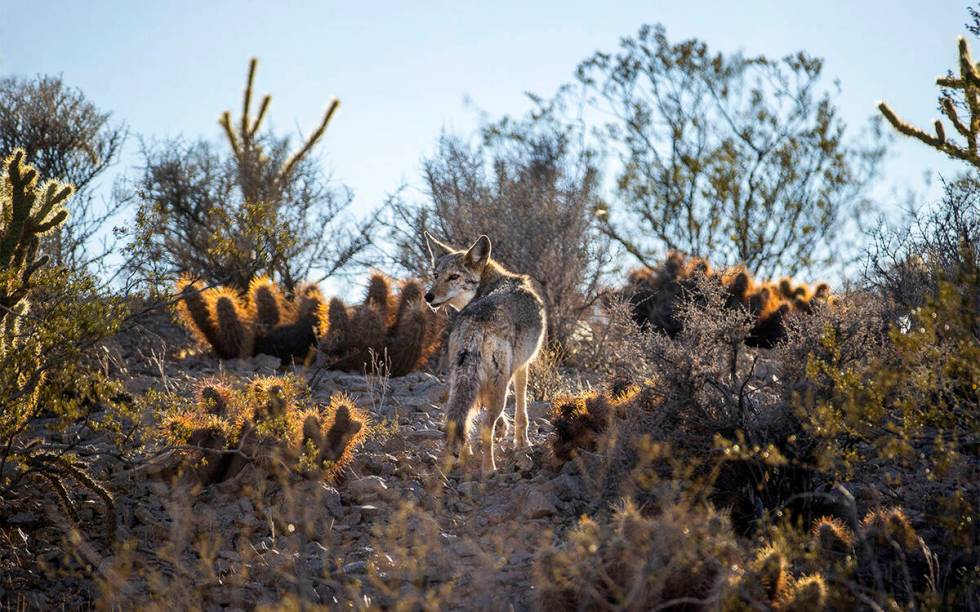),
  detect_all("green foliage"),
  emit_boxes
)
[0,150,130,544]
[574,23,884,277]
[129,58,372,292]
[158,375,367,485]
[0,75,126,268]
